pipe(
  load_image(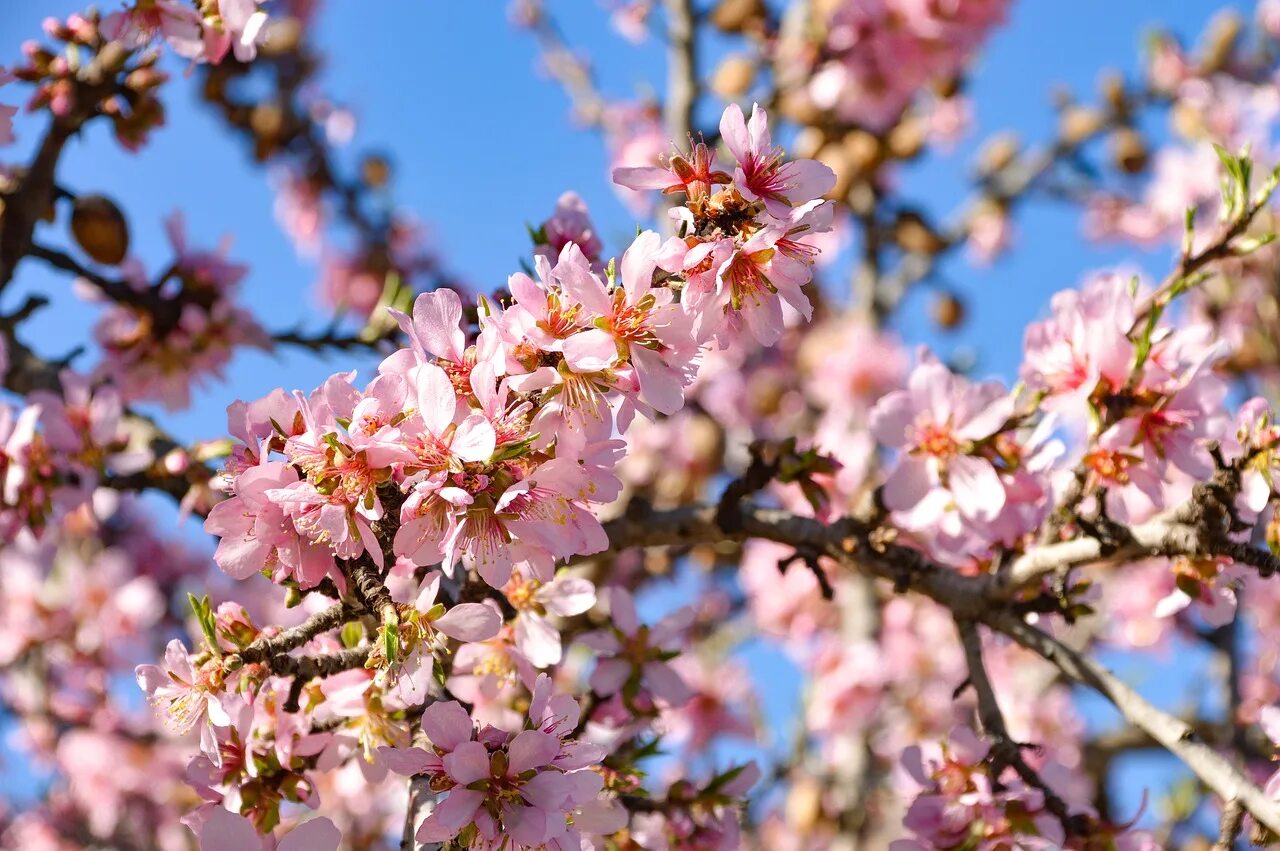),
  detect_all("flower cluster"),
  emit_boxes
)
[207,102,832,594]
[103,0,270,64]
[381,675,624,846]
[615,102,835,346]
[92,213,269,411]
[779,0,1011,130]
[893,727,1158,851]
[125,101,829,847]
